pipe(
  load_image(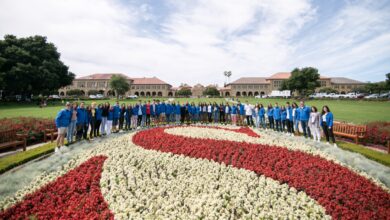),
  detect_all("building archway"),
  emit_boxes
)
[107,90,115,97]
[80,90,86,96]
[260,91,265,96]
[236,91,241,96]
[157,91,163,97]
[242,91,247,96]
[225,92,230,96]
[134,92,139,96]
[152,91,156,96]
[341,91,346,95]
[254,91,259,96]
[60,91,65,96]
[140,91,145,96]
[146,91,151,96]
[98,90,105,95]
[248,91,253,96]
[168,92,173,97]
